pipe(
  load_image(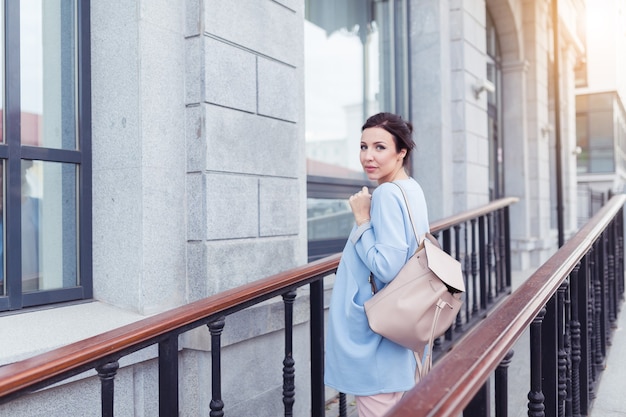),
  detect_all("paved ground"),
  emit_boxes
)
[324,269,626,417]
